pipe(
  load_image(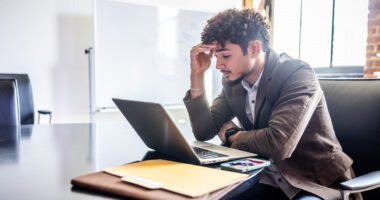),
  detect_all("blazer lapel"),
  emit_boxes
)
[254,81,267,128]
[254,49,279,127]
[228,83,253,130]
